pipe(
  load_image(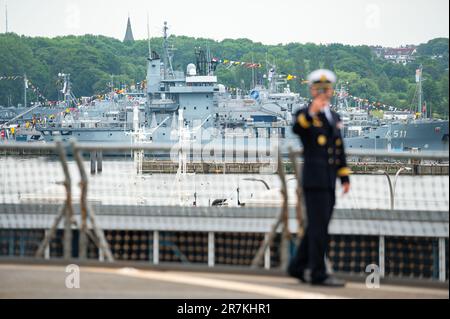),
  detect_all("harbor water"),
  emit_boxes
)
[0,156,448,212]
